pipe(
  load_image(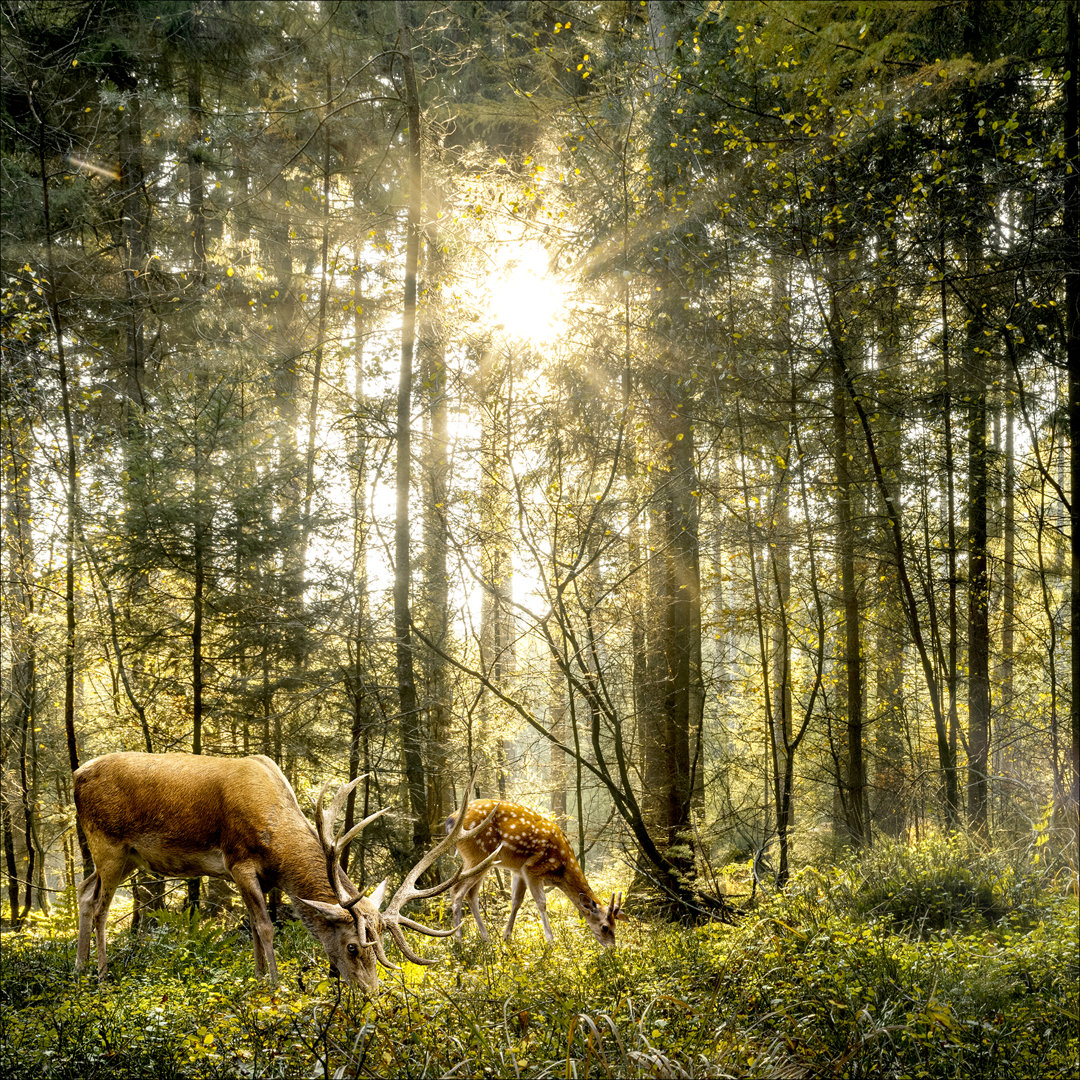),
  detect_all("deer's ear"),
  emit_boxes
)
[614,910,629,921]
[295,897,352,923]
[579,892,599,913]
